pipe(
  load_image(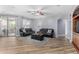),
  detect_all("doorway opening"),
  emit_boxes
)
[73,6,79,33]
[57,19,65,37]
